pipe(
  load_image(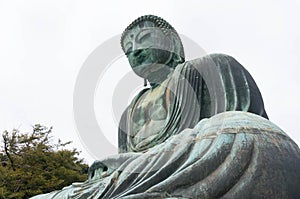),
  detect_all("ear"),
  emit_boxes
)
[171,33,184,64]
